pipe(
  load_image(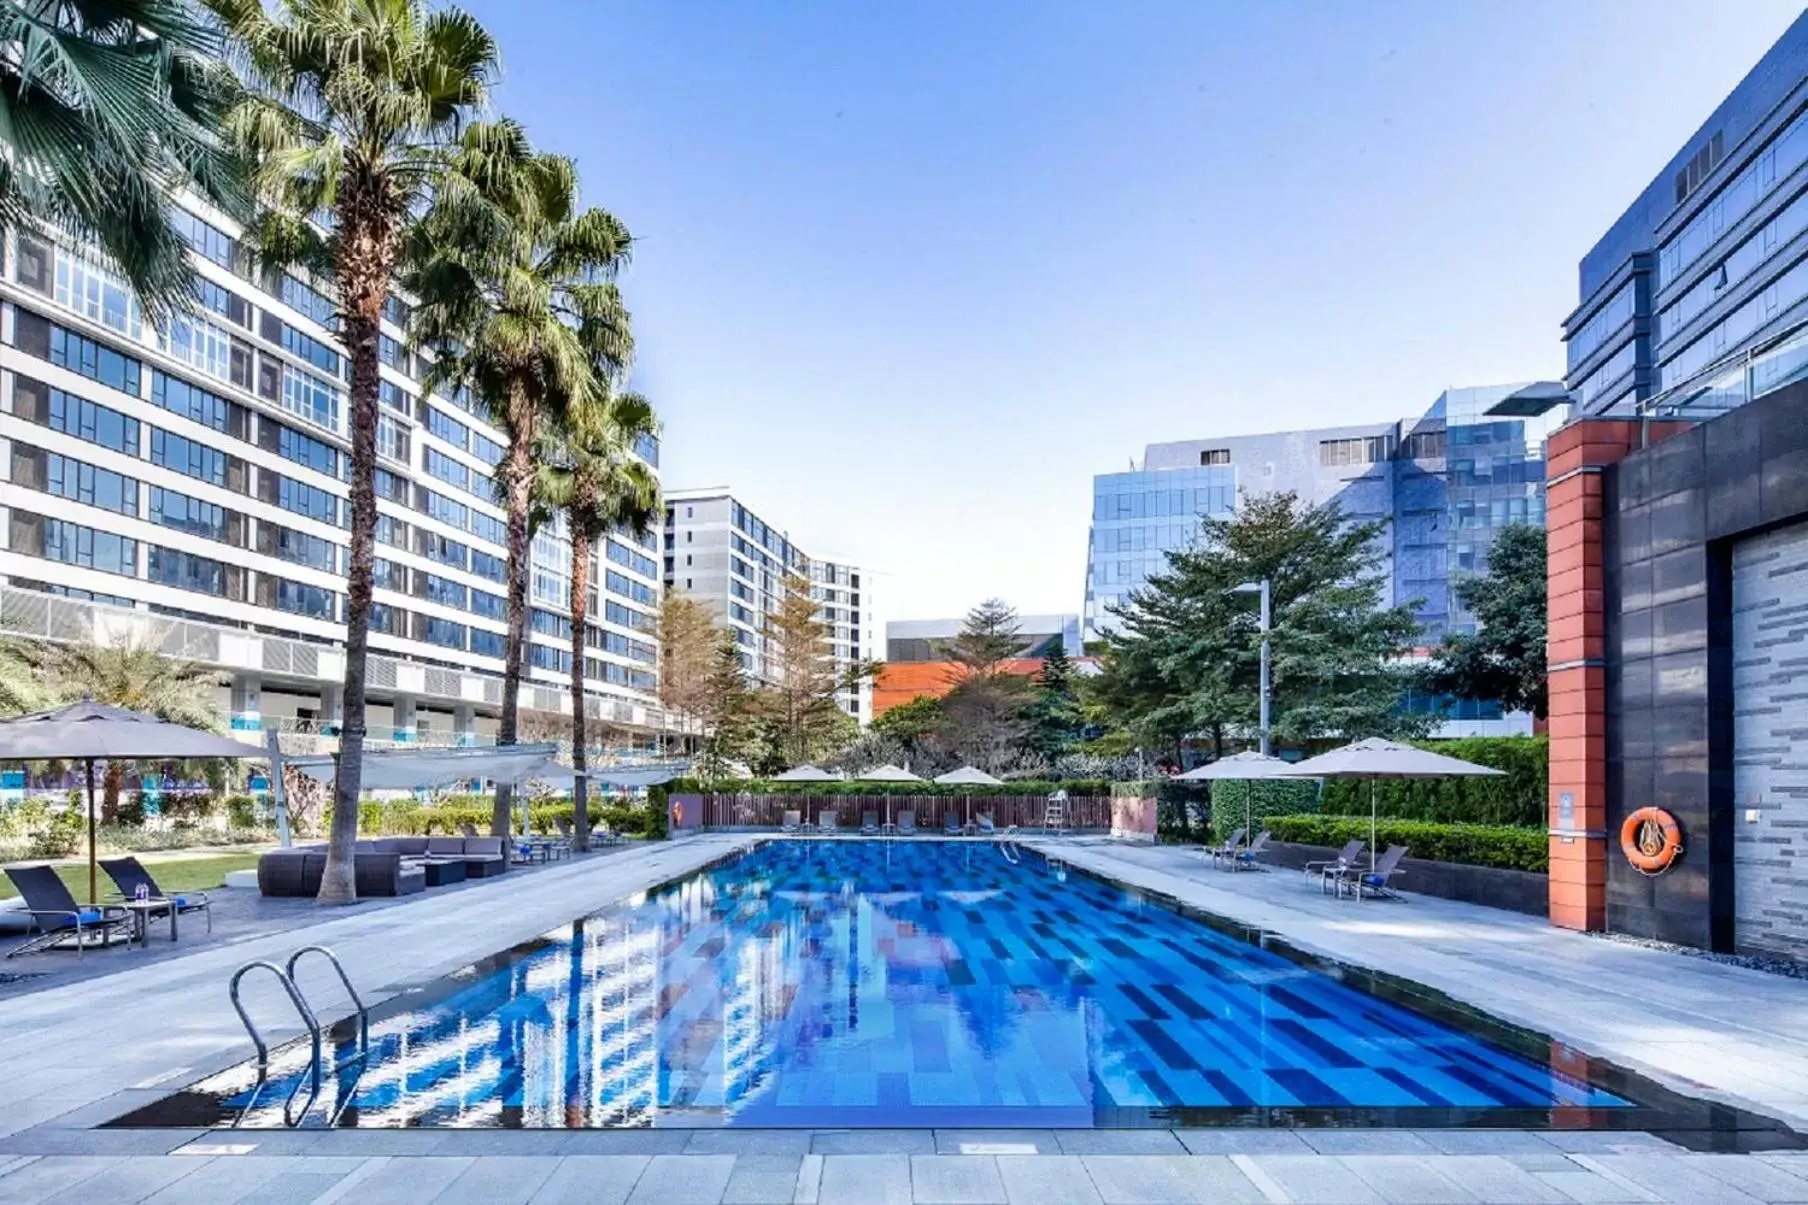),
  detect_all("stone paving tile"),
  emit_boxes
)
[134,1154,305,1205]
[810,1130,937,1156]
[237,1171,351,1205]
[1172,1129,1312,1155]
[1248,1154,1387,1203]
[1417,1155,1572,1203]
[1536,1132,1689,1155]
[909,1155,1007,1204]
[0,1156,124,1205]
[1080,1154,1262,1204]
[1340,1154,1482,1203]
[994,1155,1102,1205]
[1413,1131,1567,1156]
[428,1155,563,1204]
[1682,1156,1808,1200]
[282,1129,449,1157]
[1298,1129,1438,1155]
[794,1154,823,1205]
[28,1155,208,1205]
[525,1155,650,1205]
[0,1127,205,1156]
[817,1153,913,1205]
[1509,1152,1591,1173]
[933,1130,1060,1155]
[1532,1168,1660,1203]
[183,1130,327,1156]
[556,1130,690,1155]
[425,1131,572,1156]
[323,1156,475,1205]
[623,1153,736,1205]
[721,1154,804,1205]
[1579,1156,1765,1205]
[685,1130,814,1157]
[1052,1131,1186,1155]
